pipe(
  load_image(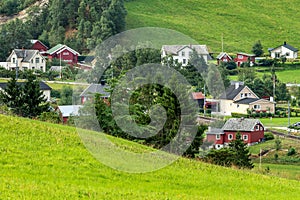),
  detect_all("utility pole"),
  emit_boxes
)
[288,101,291,134]
[203,84,206,115]
[15,58,18,80]
[221,33,224,52]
